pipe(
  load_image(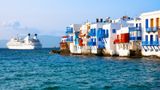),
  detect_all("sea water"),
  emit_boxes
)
[0,48,160,90]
